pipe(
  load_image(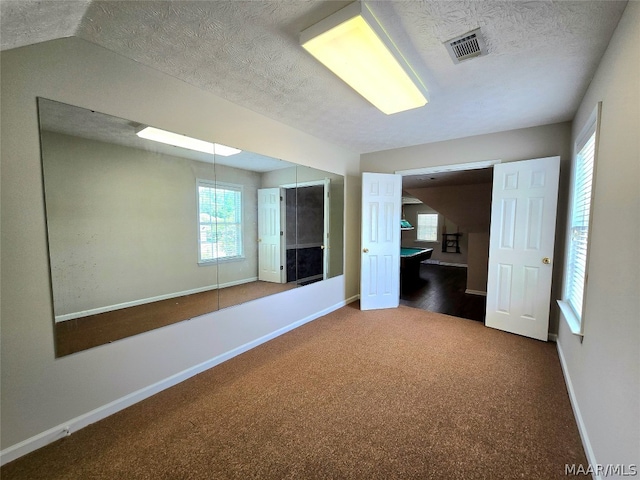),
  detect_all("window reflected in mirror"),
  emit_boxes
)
[37,98,344,357]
